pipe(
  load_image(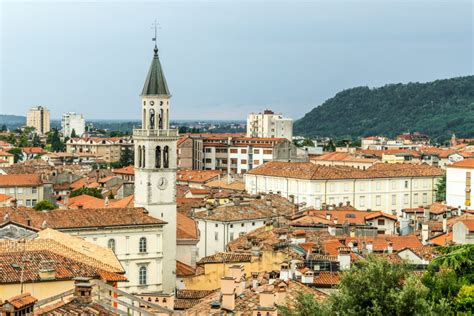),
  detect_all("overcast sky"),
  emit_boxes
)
[0,0,472,120]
